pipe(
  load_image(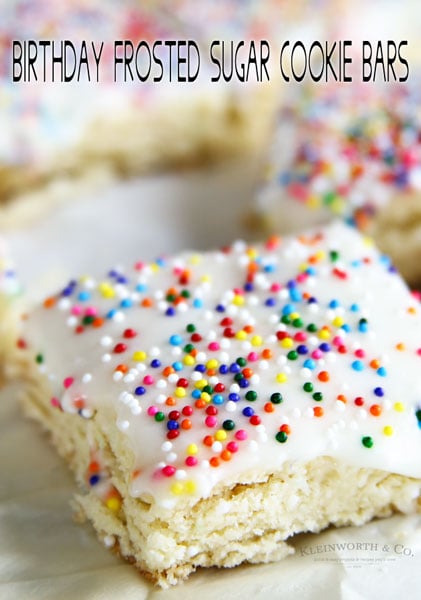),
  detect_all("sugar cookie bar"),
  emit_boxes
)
[254,82,421,285]
[19,222,421,587]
